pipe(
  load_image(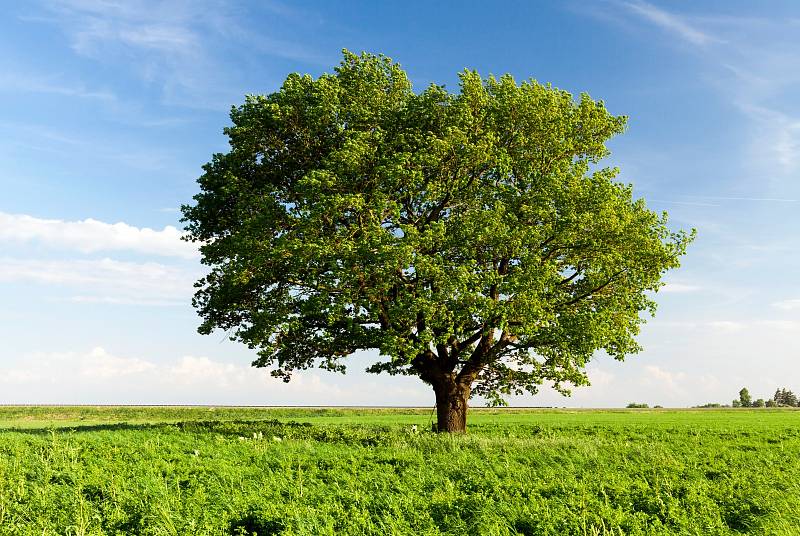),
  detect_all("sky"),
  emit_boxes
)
[0,0,798,408]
